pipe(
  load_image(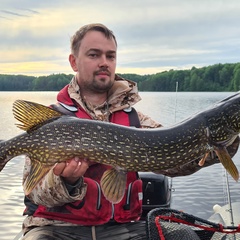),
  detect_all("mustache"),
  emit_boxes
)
[95,67,111,75]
